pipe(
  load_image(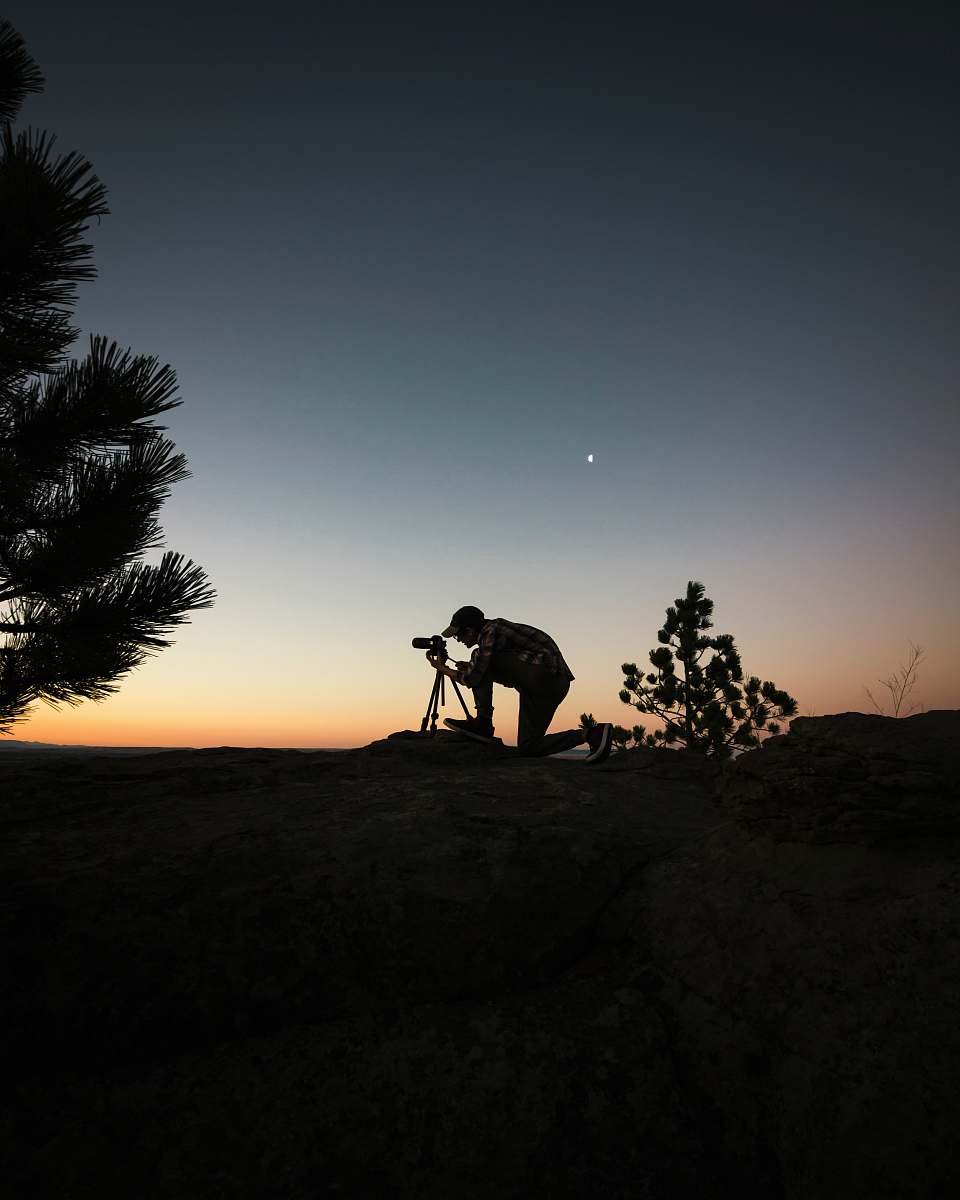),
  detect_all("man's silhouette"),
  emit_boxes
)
[426,605,613,763]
